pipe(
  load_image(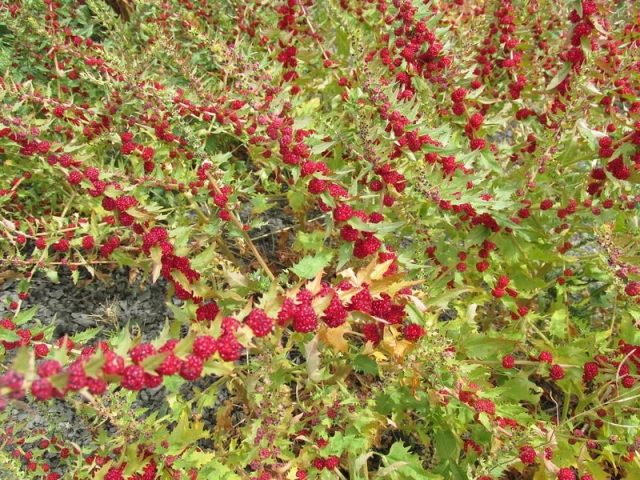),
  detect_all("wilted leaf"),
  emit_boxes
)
[319,323,350,353]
